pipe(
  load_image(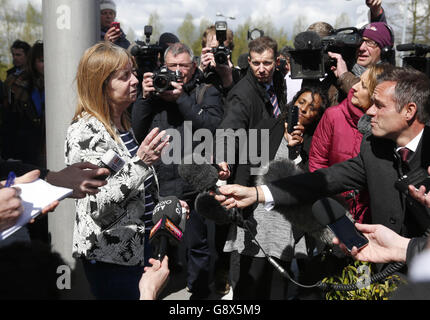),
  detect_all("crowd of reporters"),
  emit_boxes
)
[0,0,430,300]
